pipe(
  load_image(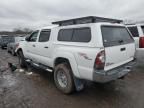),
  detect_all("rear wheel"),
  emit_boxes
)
[54,63,75,94]
[18,51,26,68]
